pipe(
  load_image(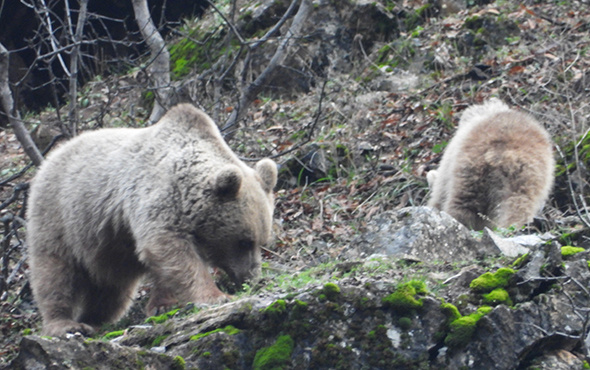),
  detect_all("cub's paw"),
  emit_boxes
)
[42,319,95,337]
